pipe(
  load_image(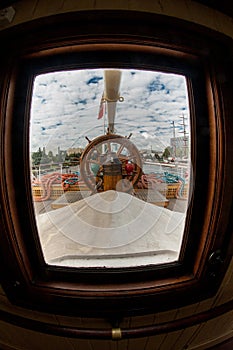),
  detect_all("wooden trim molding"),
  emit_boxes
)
[1,297,233,340]
[0,10,233,317]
